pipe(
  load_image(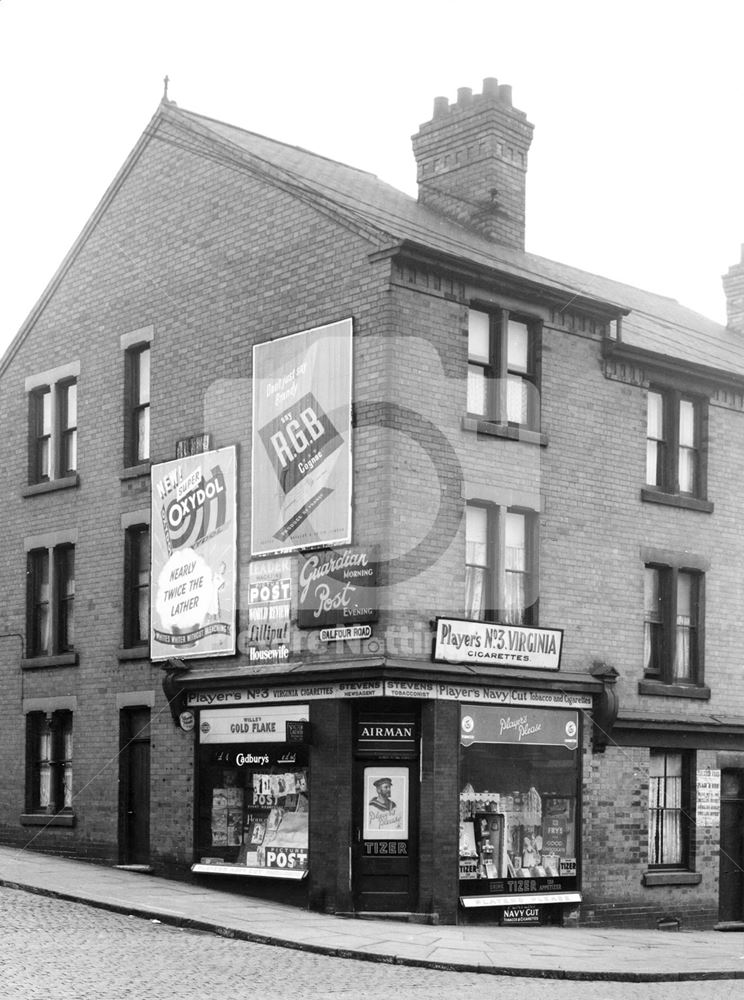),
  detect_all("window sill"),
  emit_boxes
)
[462,416,548,447]
[117,646,151,662]
[638,679,711,700]
[120,462,151,481]
[21,812,76,827]
[642,870,701,888]
[22,652,79,670]
[22,474,80,498]
[641,488,713,513]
